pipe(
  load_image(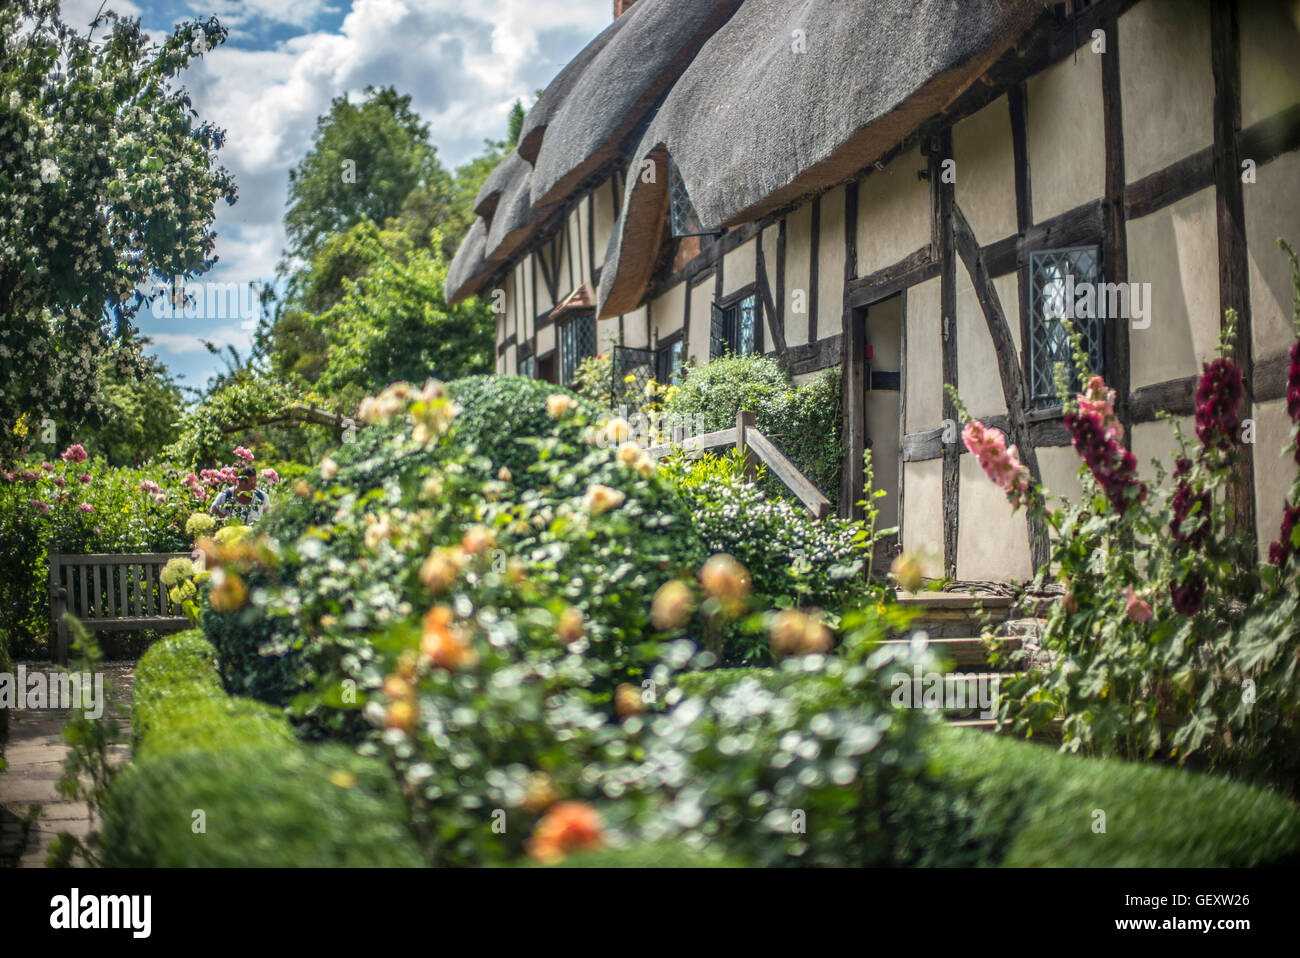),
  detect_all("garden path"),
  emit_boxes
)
[0,662,134,868]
